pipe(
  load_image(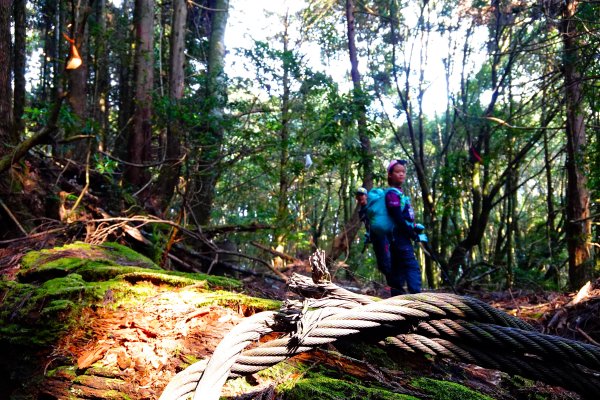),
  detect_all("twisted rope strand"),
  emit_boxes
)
[159,273,600,400]
[416,319,600,370]
[387,334,600,397]
[159,311,278,400]
[219,295,538,377]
